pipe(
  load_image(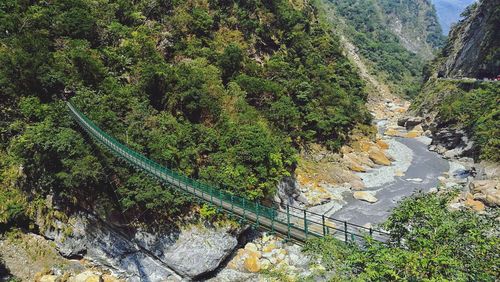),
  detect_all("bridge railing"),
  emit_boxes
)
[67,101,391,243]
